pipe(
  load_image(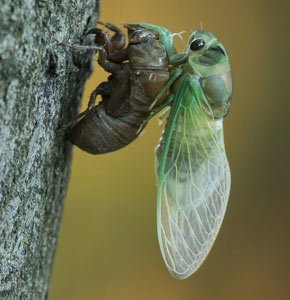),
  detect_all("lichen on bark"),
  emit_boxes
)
[0,1,99,298]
